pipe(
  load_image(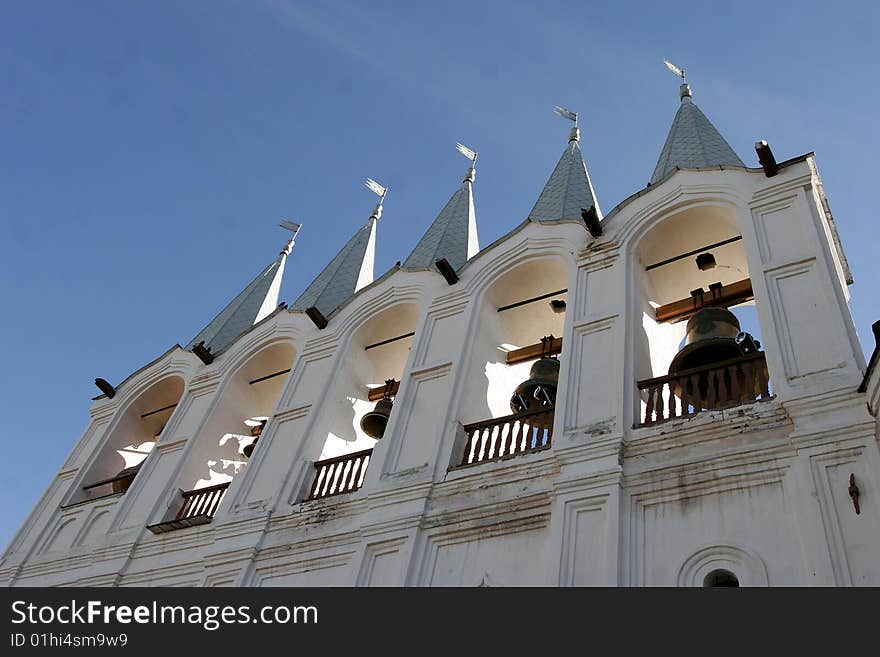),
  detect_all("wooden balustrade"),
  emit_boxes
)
[459,407,554,467]
[307,449,373,501]
[146,481,230,534]
[176,482,230,521]
[636,351,771,427]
